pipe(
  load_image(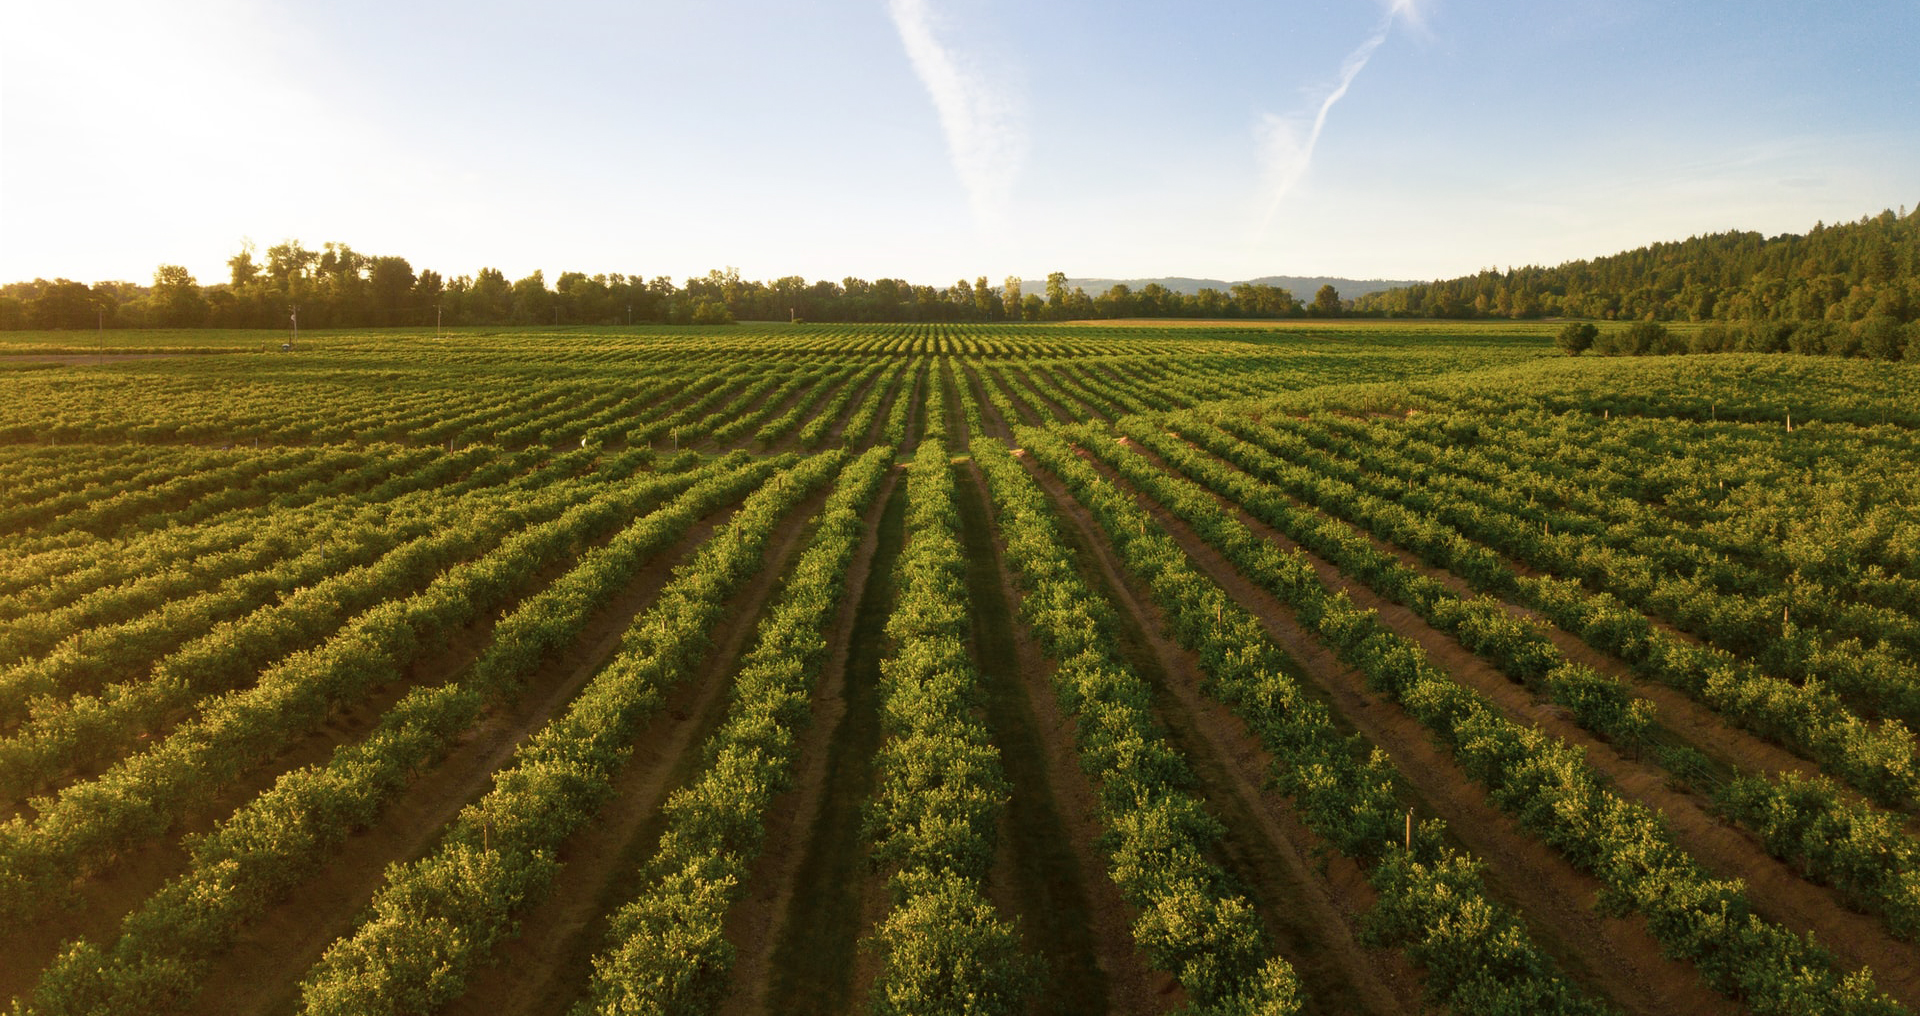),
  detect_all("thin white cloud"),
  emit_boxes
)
[887,0,1025,227]
[1258,0,1425,224]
